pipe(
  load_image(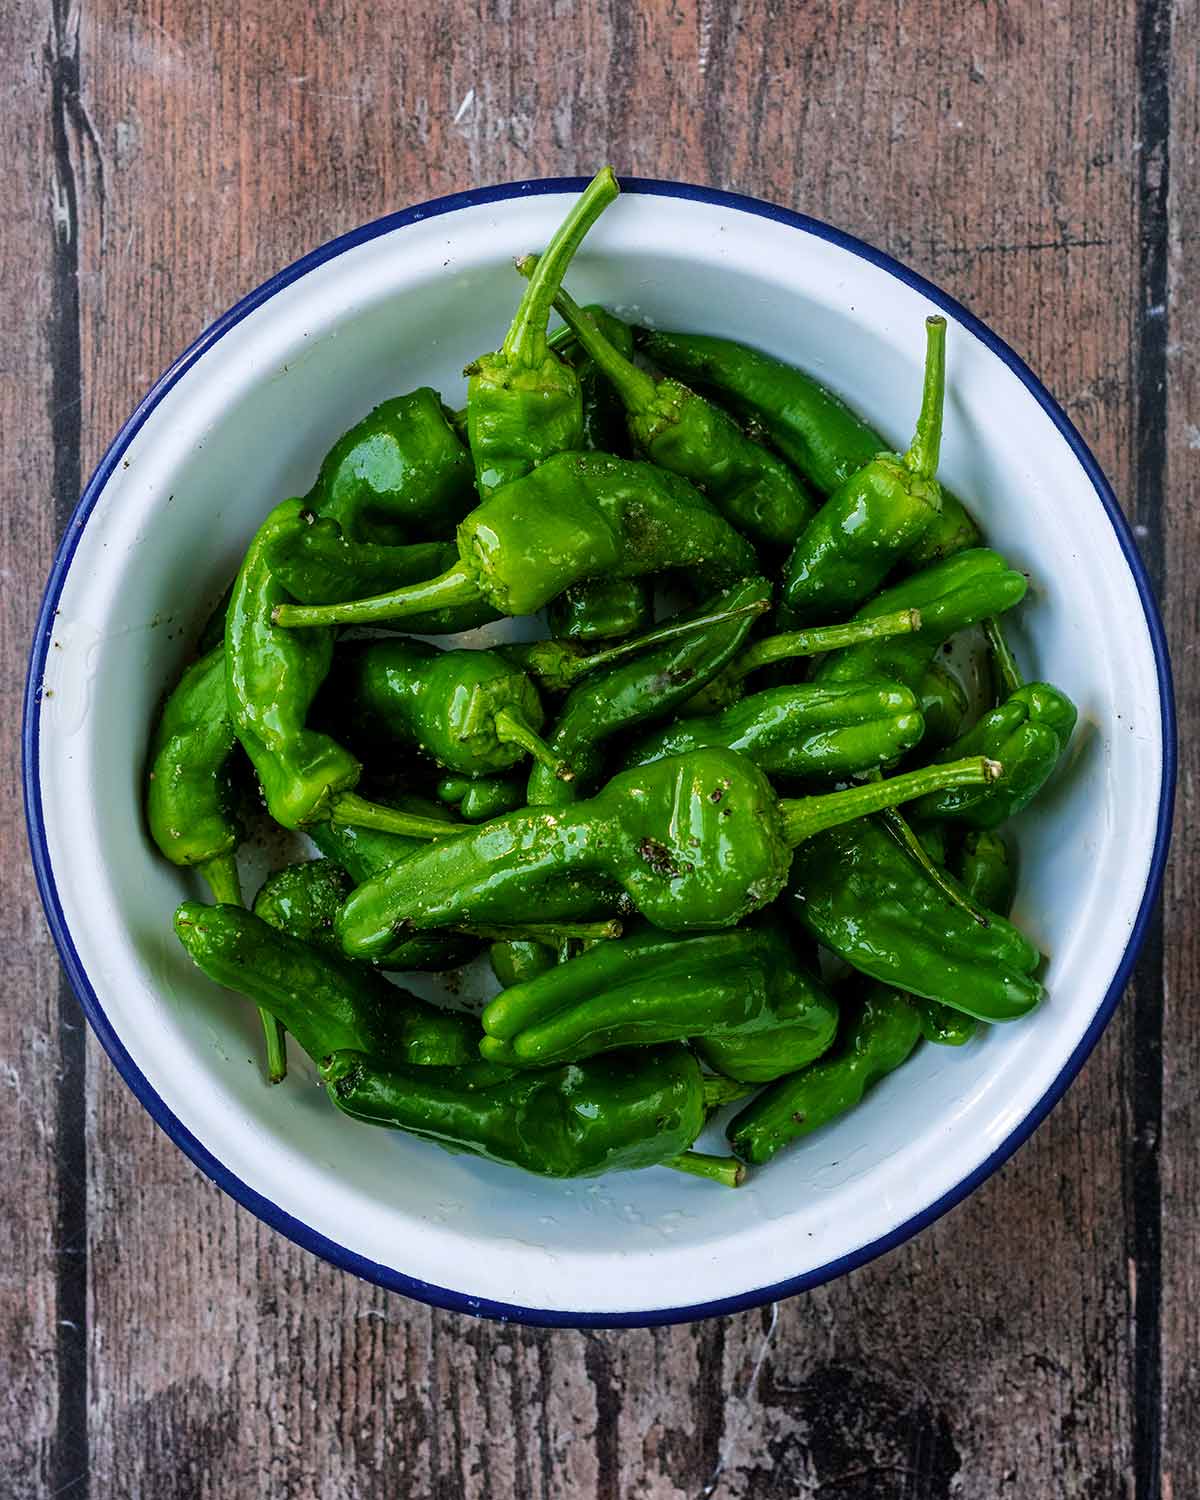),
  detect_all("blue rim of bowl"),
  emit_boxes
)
[24,175,1177,1328]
